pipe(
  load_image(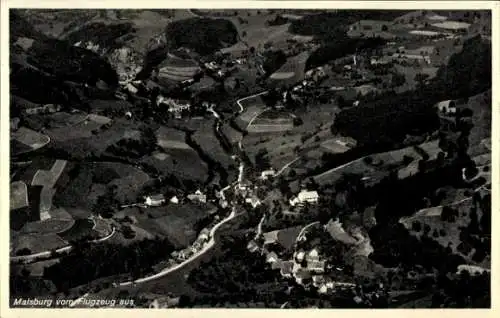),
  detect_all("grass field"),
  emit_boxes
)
[44,112,89,128]
[10,181,29,210]
[12,233,68,255]
[156,126,191,150]
[347,19,398,40]
[400,198,478,262]
[115,203,210,249]
[269,50,310,85]
[141,149,209,182]
[250,109,295,132]
[31,160,67,188]
[290,139,441,190]
[320,138,355,154]
[192,120,235,170]
[58,218,96,241]
[466,90,491,157]
[46,115,111,142]
[20,219,75,235]
[109,168,151,204]
[11,127,50,154]
[221,123,243,145]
